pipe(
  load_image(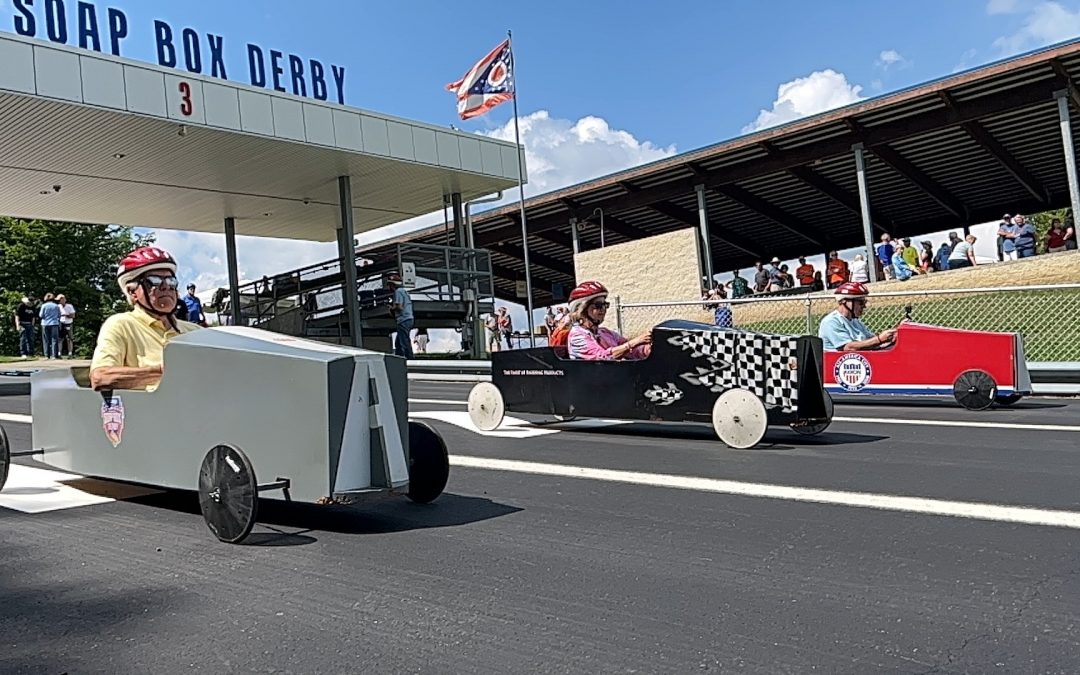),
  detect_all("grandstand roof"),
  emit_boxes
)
[368,39,1080,304]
